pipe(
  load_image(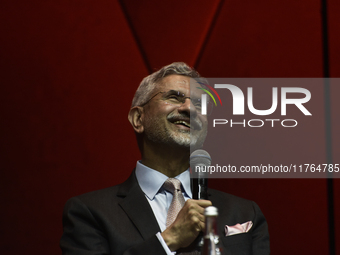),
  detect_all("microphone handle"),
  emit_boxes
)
[192,178,208,200]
